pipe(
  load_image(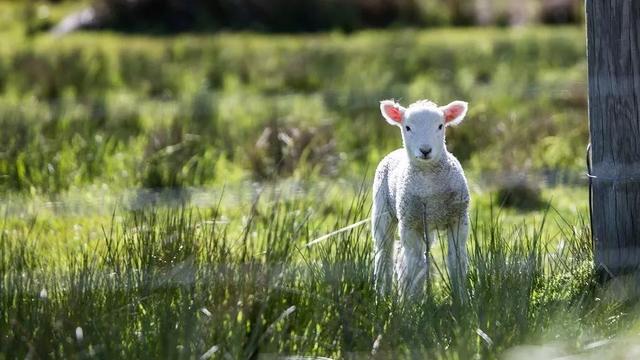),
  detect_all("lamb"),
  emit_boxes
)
[372,98,470,299]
